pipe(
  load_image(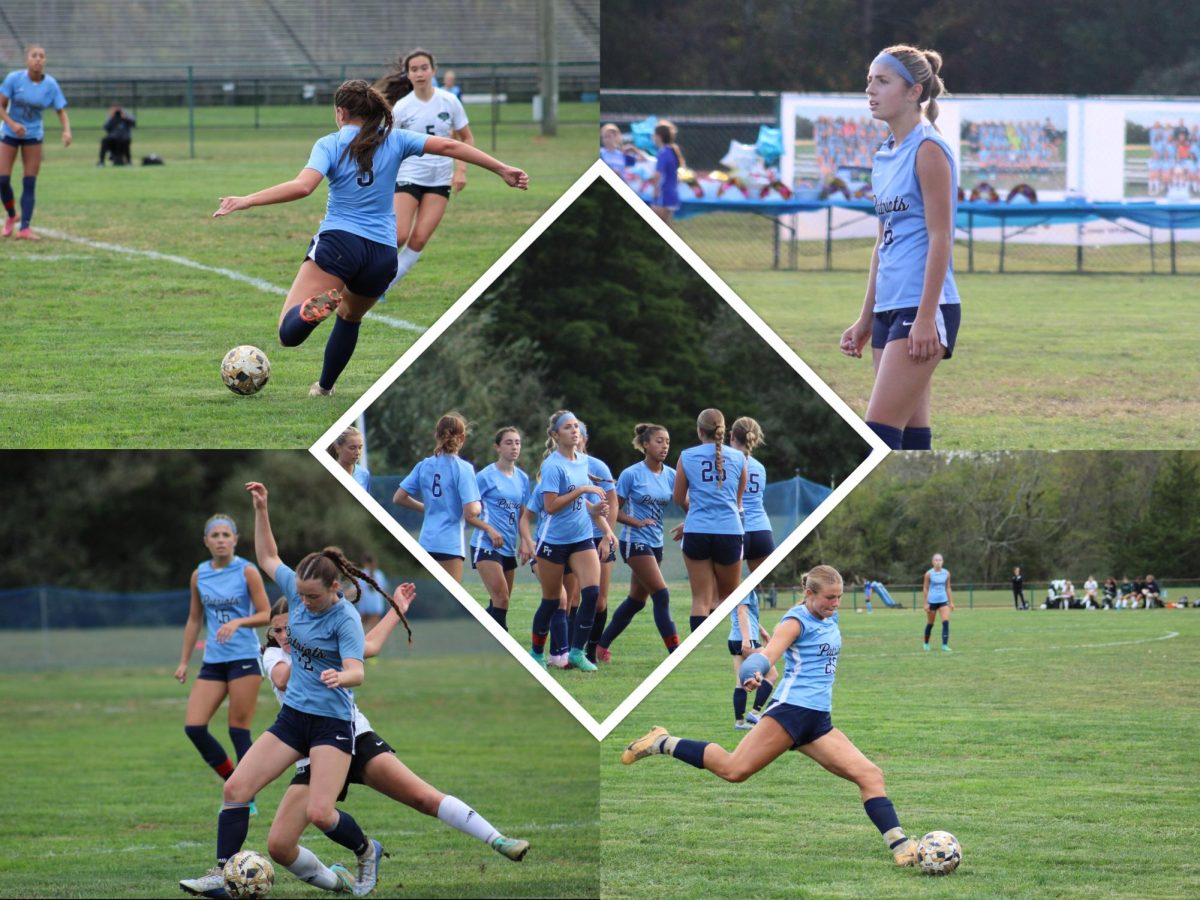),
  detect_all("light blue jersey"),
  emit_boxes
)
[772,604,841,712]
[679,444,745,536]
[471,463,531,557]
[196,556,260,663]
[0,70,67,141]
[741,455,771,533]
[728,590,761,643]
[525,488,550,549]
[871,121,960,312]
[400,454,481,557]
[927,567,950,604]
[351,464,371,491]
[537,451,595,545]
[273,563,365,721]
[304,125,429,246]
[587,455,616,540]
[616,461,675,549]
